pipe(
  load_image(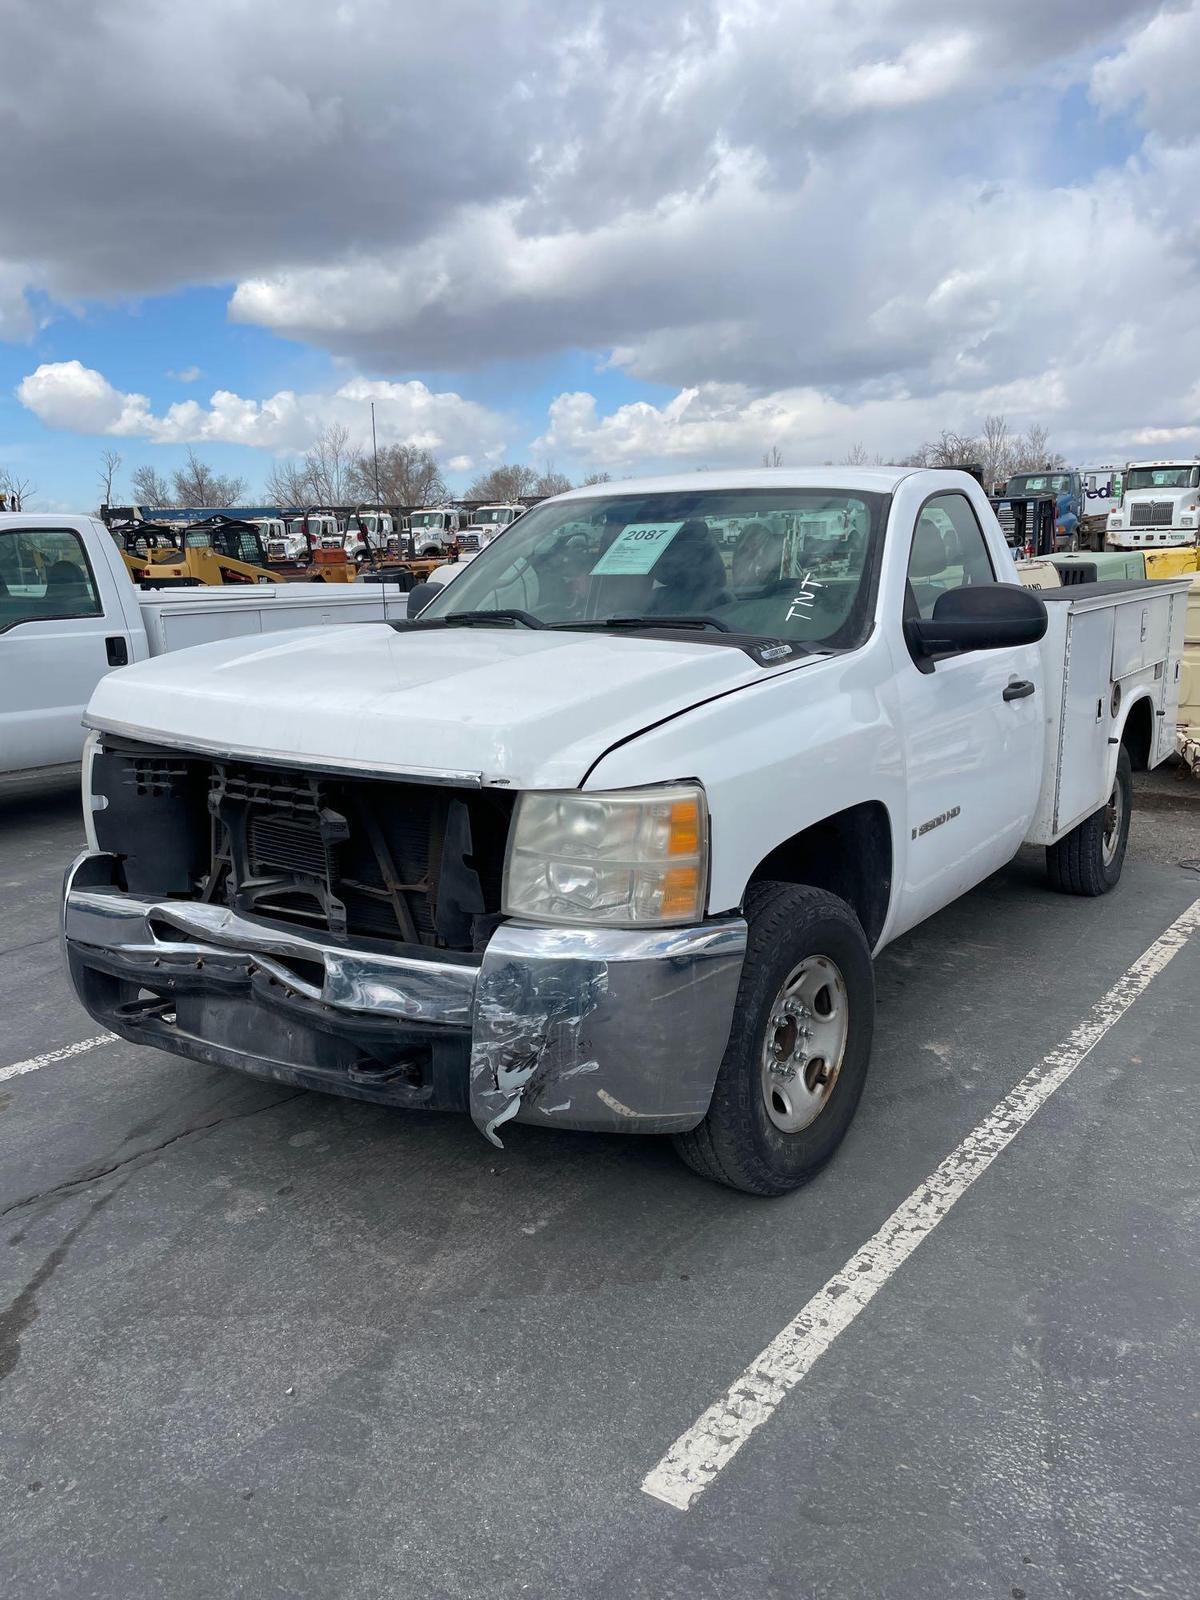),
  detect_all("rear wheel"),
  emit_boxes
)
[1046,745,1132,896]
[673,883,874,1196]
